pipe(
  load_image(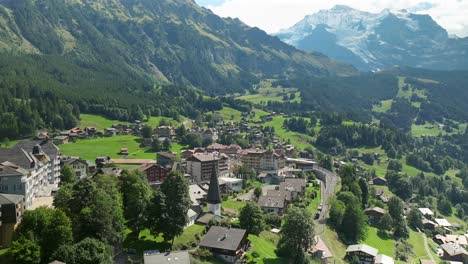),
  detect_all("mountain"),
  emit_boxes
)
[0,0,356,95]
[276,5,468,71]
